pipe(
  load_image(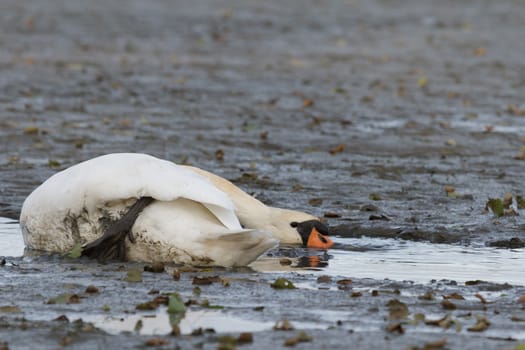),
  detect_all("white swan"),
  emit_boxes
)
[20,153,333,266]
